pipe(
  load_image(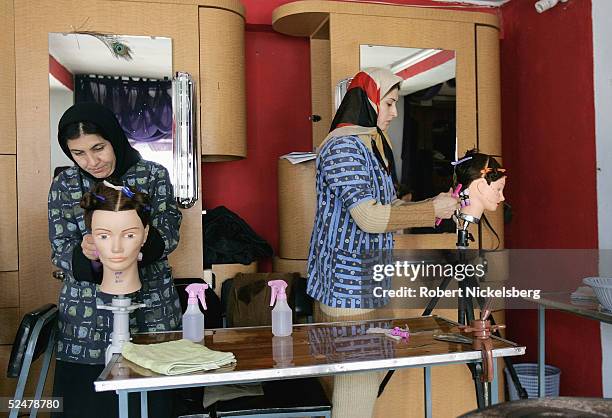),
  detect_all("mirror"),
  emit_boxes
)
[48,33,174,181]
[359,45,457,233]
